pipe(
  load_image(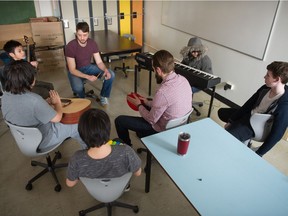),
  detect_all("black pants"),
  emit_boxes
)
[218,108,254,142]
